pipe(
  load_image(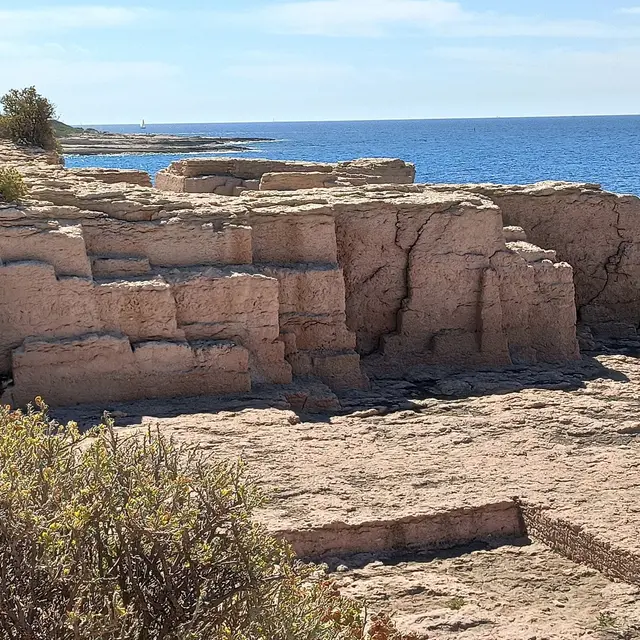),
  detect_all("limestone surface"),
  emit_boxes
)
[4,140,640,638]
[52,348,640,638]
[3,141,640,408]
[156,157,416,194]
[432,181,640,340]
